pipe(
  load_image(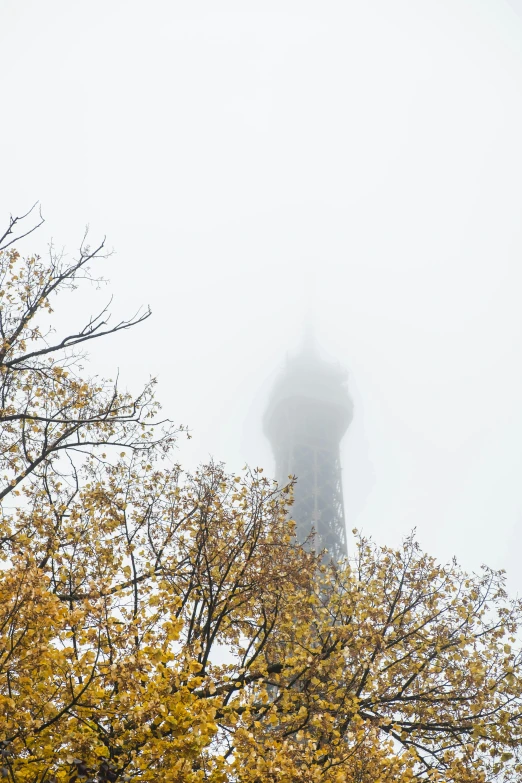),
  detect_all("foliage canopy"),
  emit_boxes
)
[1,210,522,782]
